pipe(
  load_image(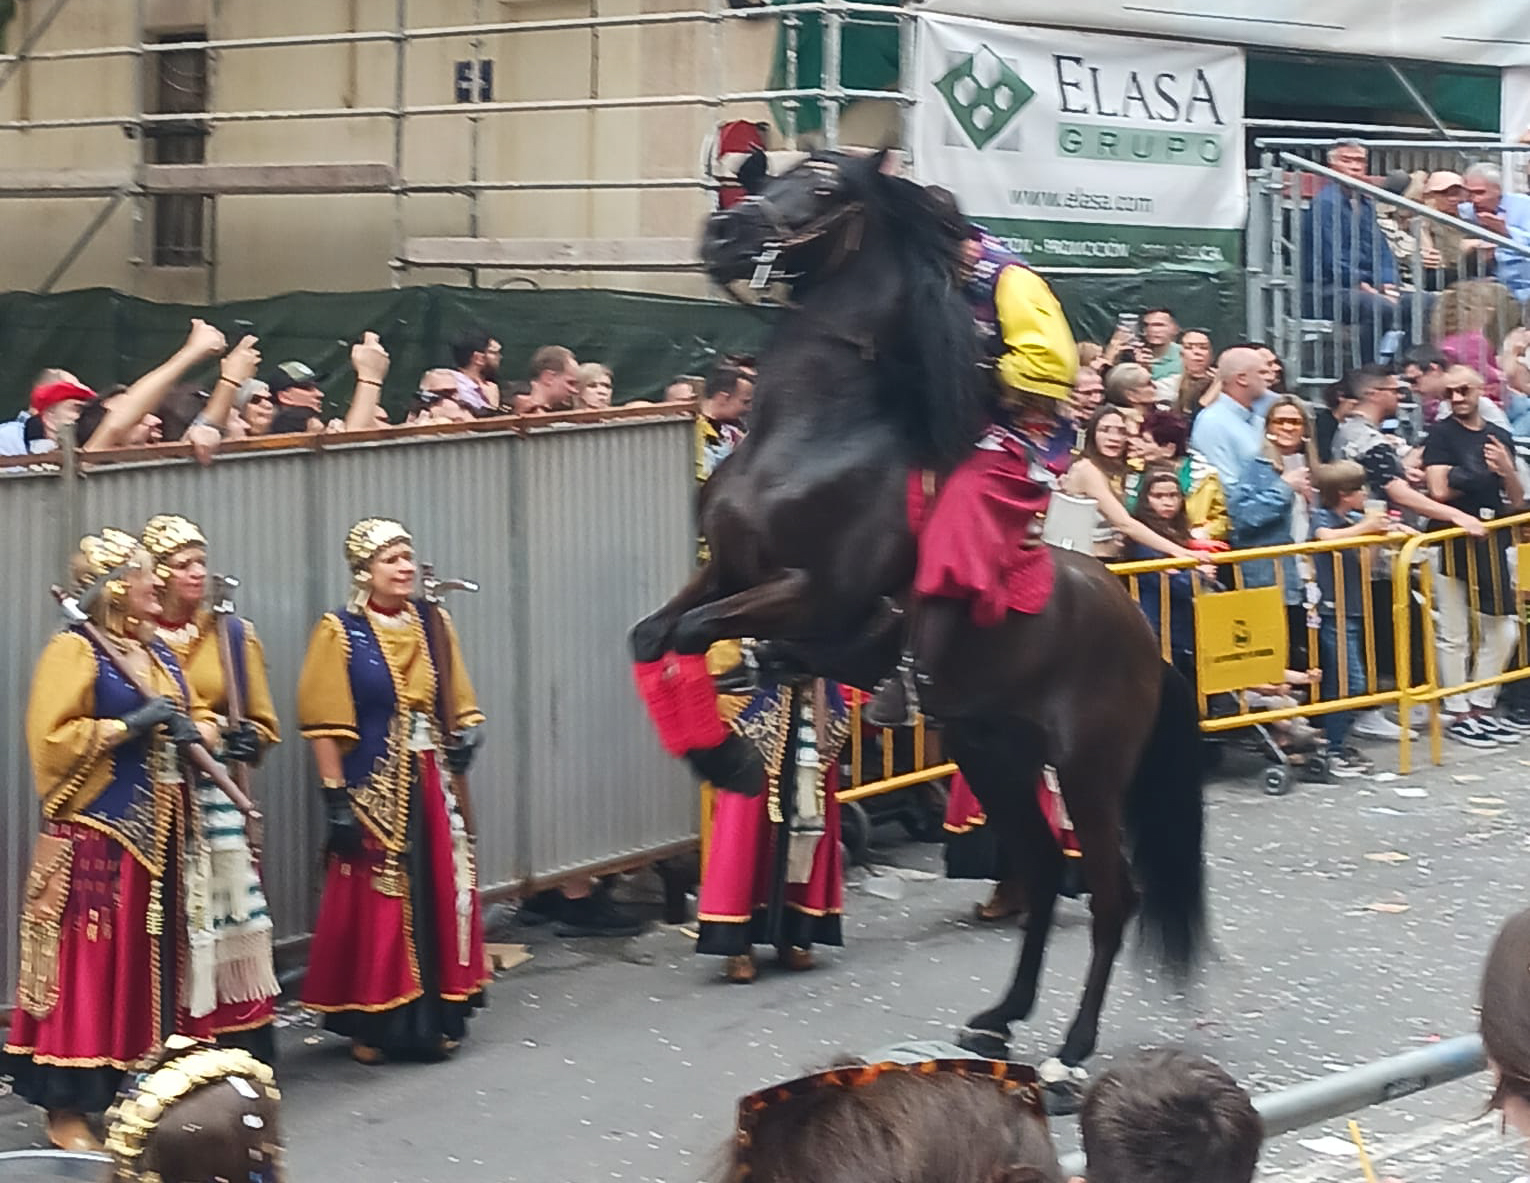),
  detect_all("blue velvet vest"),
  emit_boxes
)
[332,604,449,853]
[74,627,192,874]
